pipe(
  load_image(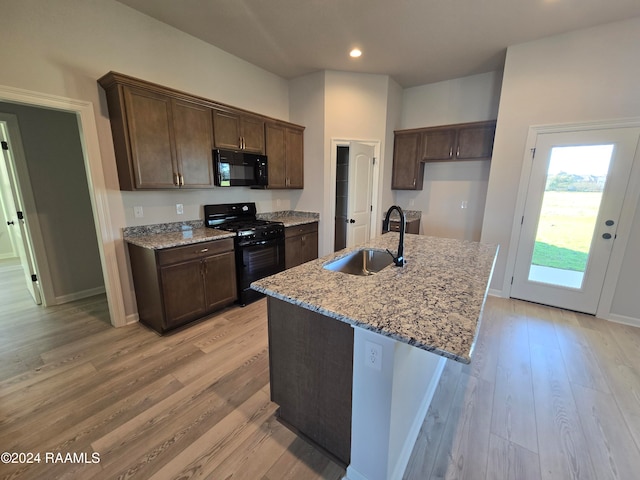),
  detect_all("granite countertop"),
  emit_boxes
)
[123,220,235,249]
[251,233,498,363]
[123,211,319,249]
[385,209,421,222]
[257,210,319,227]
